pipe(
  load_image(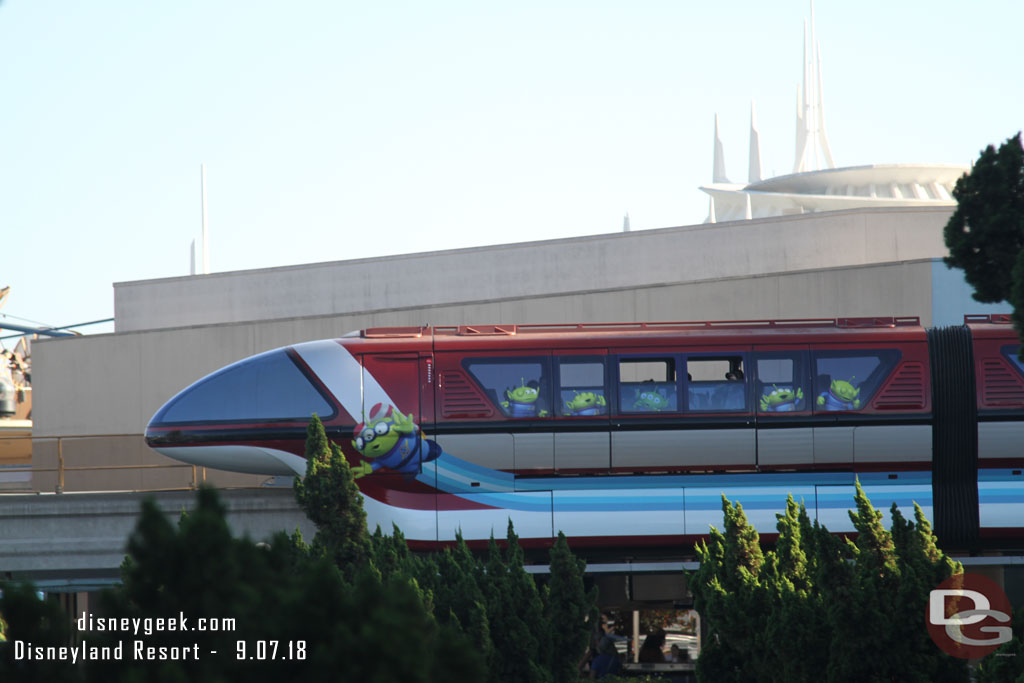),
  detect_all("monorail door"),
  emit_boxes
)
[358,351,438,542]
[553,351,611,475]
[360,353,424,427]
[752,346,813,470]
